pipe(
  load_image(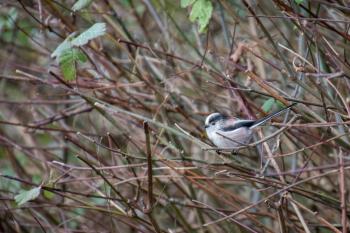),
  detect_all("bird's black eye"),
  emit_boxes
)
[211,122,215,125]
